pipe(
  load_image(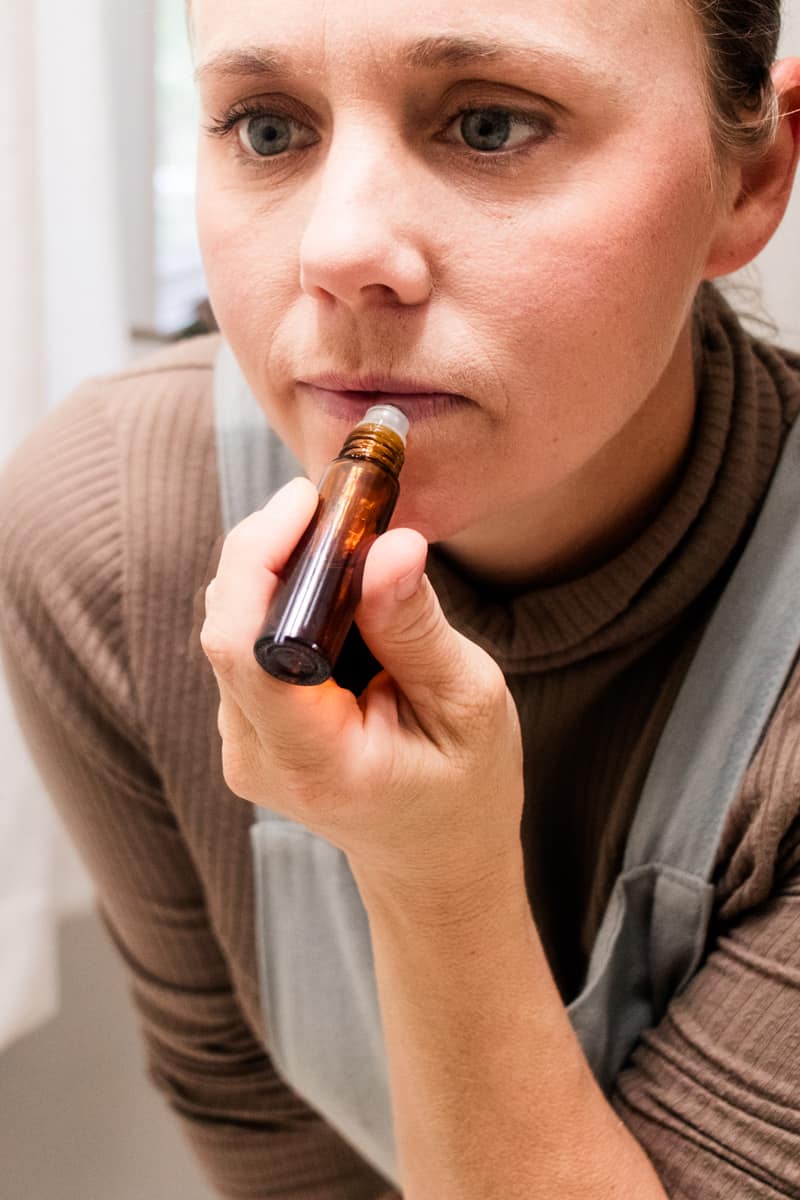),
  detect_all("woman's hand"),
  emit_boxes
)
[200,476,525,904]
